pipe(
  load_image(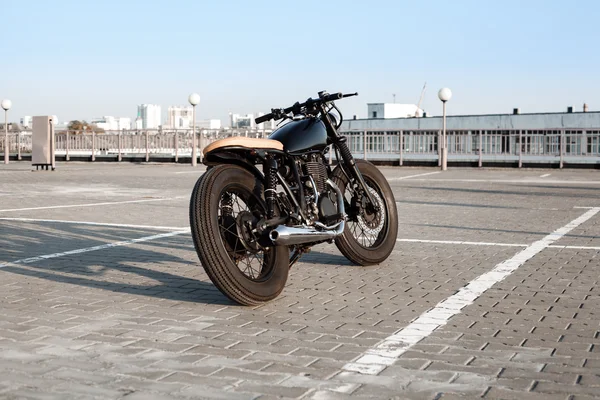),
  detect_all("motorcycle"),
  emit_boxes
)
[189,91,398,305]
